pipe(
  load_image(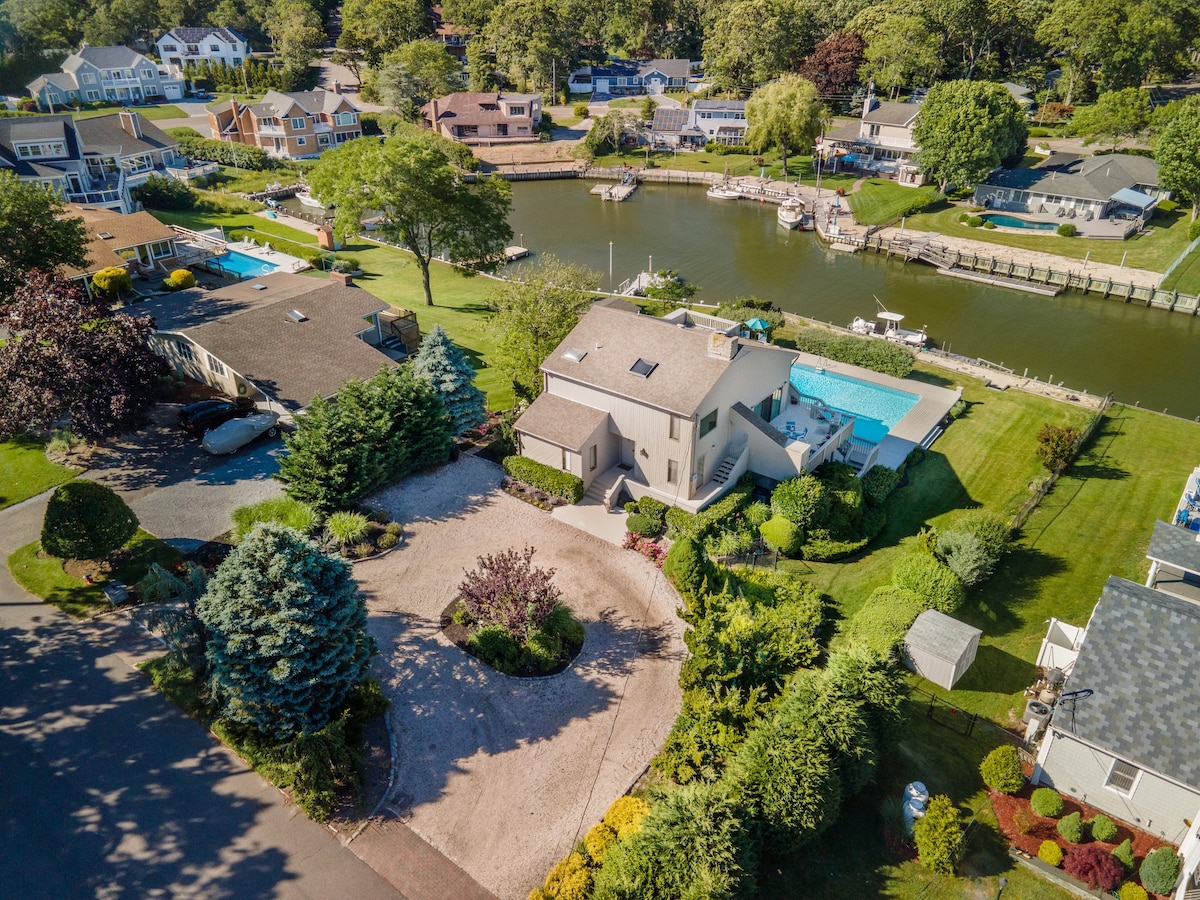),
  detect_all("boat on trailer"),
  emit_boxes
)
[777,197,805,229]
[849,298,929,348]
